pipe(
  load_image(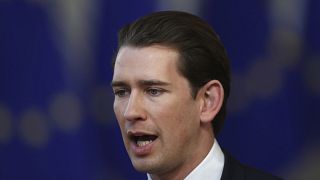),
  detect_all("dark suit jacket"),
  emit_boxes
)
[221,151,283,180]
